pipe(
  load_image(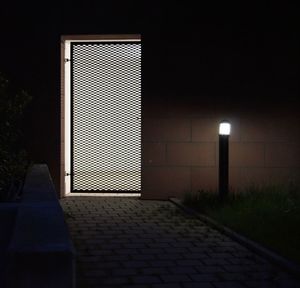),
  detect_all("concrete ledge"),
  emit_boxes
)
[0,204,18,286]
[9,203,73,252]
[21,164,58,202]
[0,204,18,251]
[1,164,76,288]
[169,197,300,278]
